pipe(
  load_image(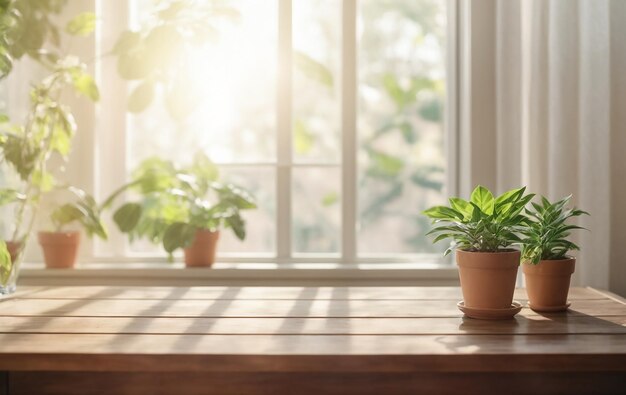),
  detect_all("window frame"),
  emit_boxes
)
[85,0,459,266]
